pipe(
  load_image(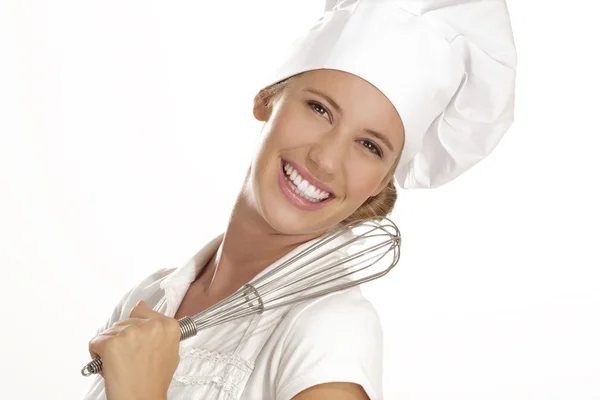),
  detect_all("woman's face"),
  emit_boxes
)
[246,69,405,235]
